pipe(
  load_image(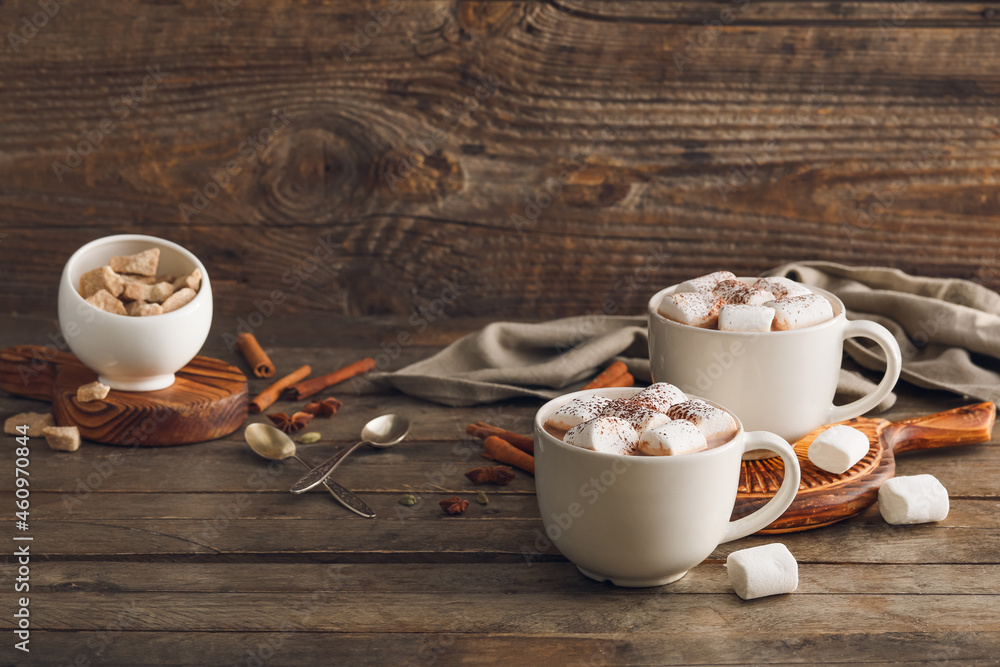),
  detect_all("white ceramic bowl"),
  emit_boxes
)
[534,387,800,587]
[57,234,213,391]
